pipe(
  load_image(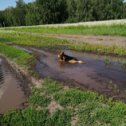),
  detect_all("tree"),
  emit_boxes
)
[0,11,5,27]
[0,0,125,26]
[14,0,26,26]
[25,3,40,25]
[35,0,68,24]
[66,0,78,22]
[123,1,126,18]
